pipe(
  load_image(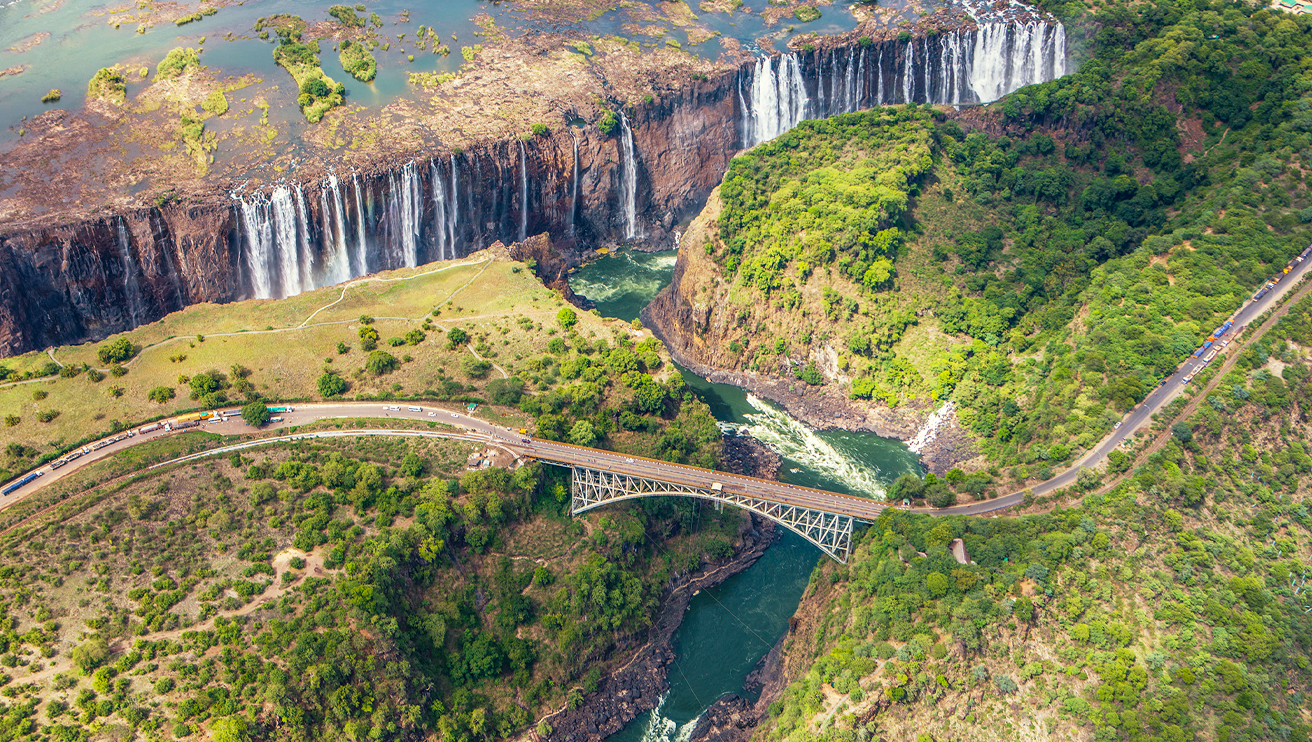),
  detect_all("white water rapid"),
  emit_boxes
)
[720,394,891,498]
